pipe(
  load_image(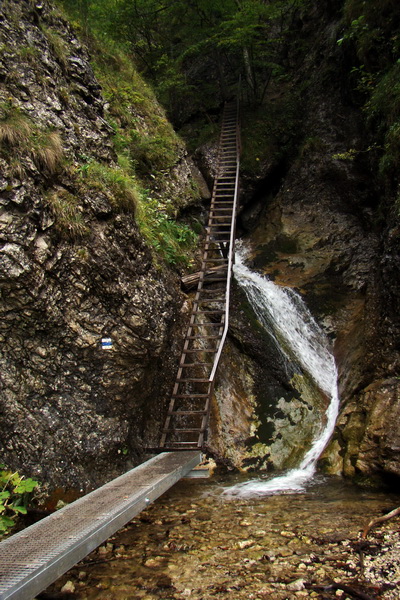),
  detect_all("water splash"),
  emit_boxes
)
[225,246,339,497]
